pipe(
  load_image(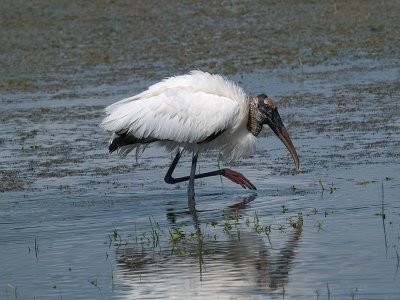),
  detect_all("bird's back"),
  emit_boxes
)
[106,71,247,110]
